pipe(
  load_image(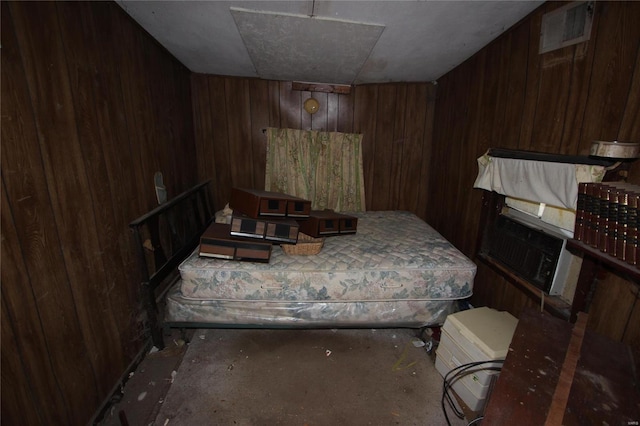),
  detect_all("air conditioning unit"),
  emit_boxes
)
[481,208,578,297]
